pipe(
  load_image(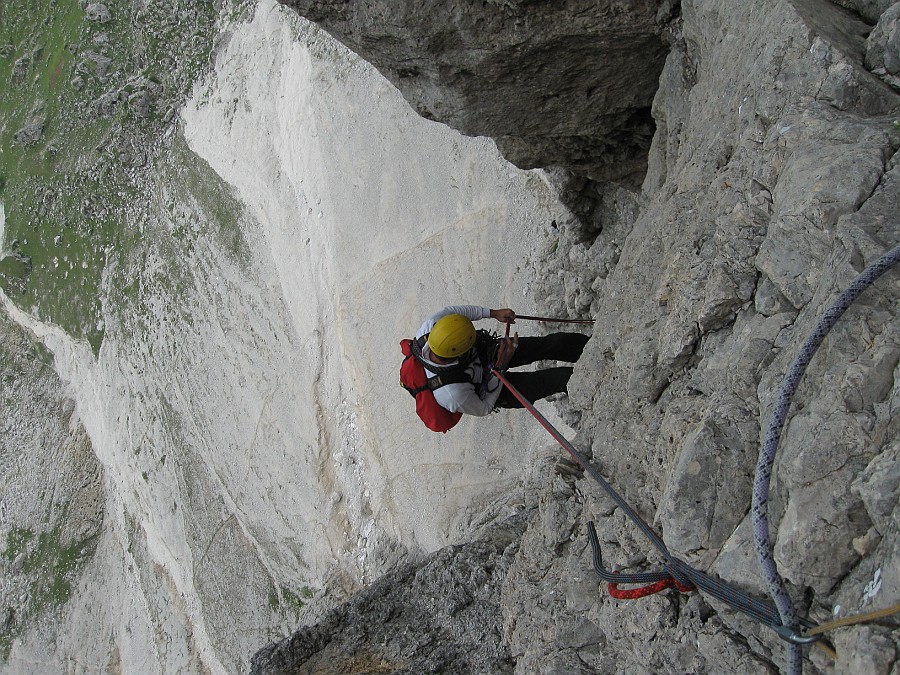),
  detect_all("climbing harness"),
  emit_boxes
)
[400,330,502,432]
[492,243,899,674]
[752,243,900,674]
